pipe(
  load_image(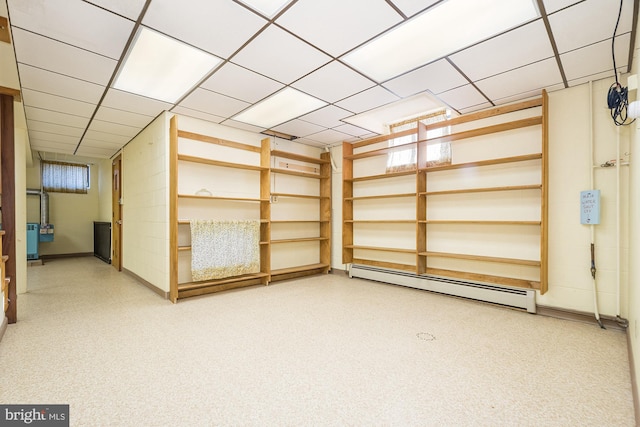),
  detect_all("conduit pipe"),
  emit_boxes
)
[589,80,604,329]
